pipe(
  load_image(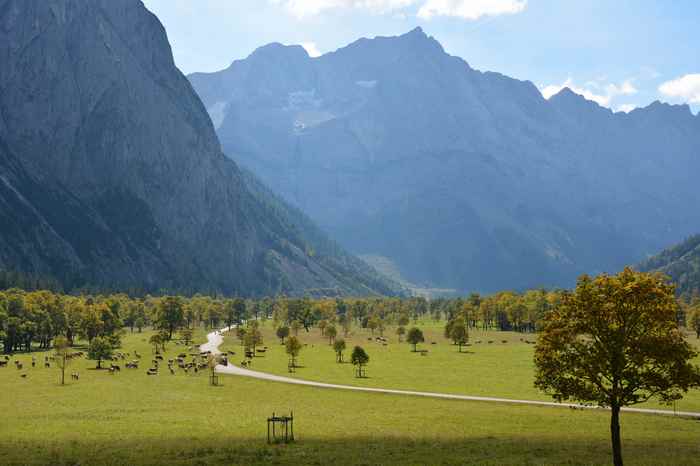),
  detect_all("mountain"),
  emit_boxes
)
[189,27,700,293]
[638,235,700,297]
[0,0,399,297]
